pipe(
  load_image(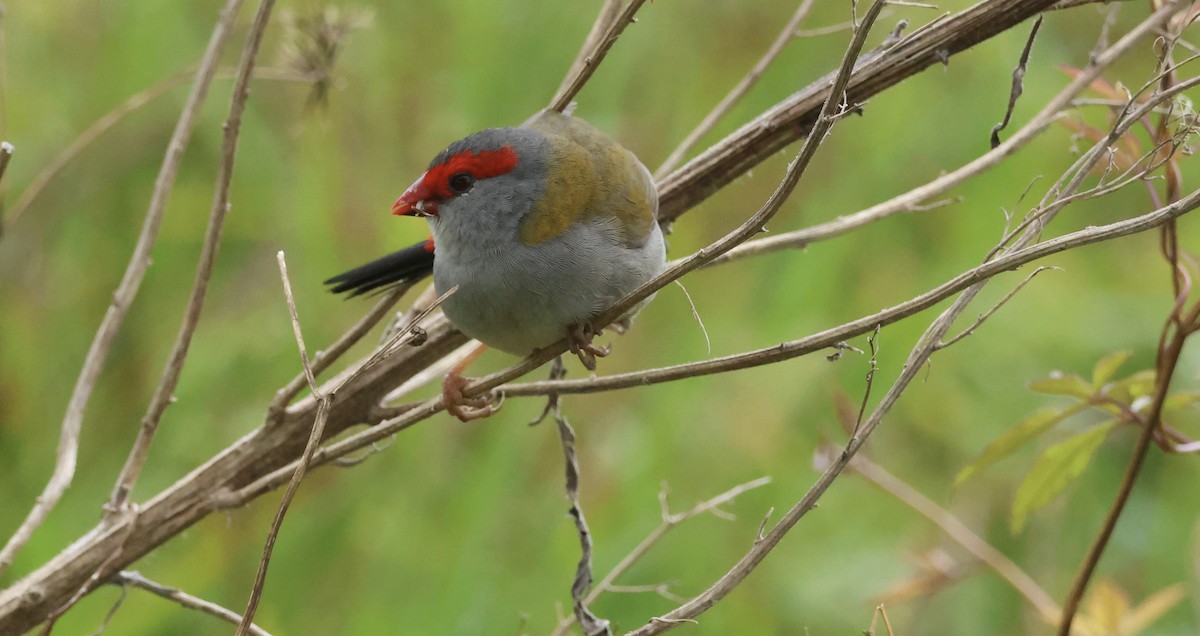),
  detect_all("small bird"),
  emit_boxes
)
[327,109,666,420]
